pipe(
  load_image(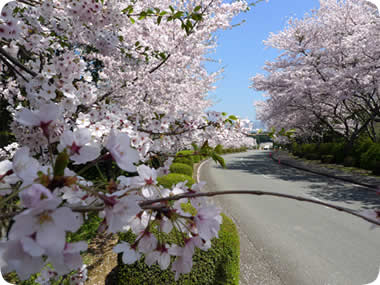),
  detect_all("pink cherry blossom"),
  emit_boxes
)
[0,239,45,280]
[48,241,88,275]
[19,184,54,208]
[106,129,140,172]
[12,147,40,184]
[137,231,158,254]
[104,194,142,233]
[58,128,100,164]
[193,204,222,240]
[145,245,171,270]
[113,241,141,265]
[15,103,61,137]
[0,159,16,195]
[9,198,83,254]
